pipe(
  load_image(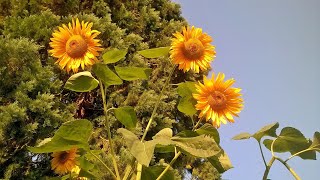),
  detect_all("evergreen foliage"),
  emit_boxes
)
[0,0,220,179]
